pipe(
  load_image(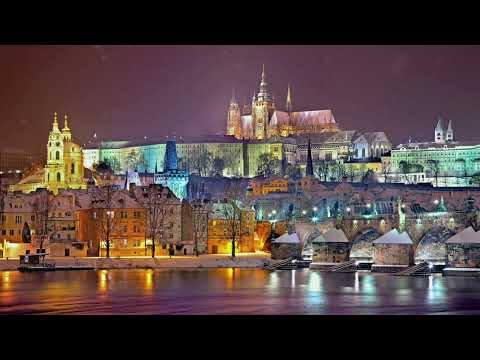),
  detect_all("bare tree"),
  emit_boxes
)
[257,153,278,178]
[212,157,225,177]
[32,189,56,252]
[91,185,123,258]
[316,159,330,181]
[381,160,392,183]
[191,196,208,257]
[427,159,440,187]
[138,185,168,258]
[220,183,244,258]
[399,160,410,184]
